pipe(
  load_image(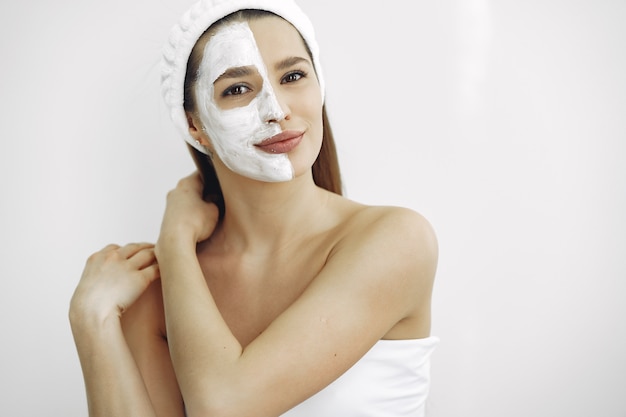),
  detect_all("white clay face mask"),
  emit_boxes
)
[194,21,293,182]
